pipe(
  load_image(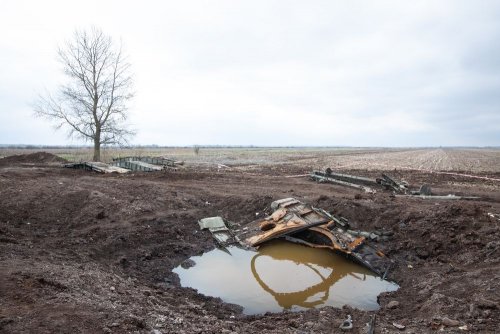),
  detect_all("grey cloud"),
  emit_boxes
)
[0,0,499,146]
